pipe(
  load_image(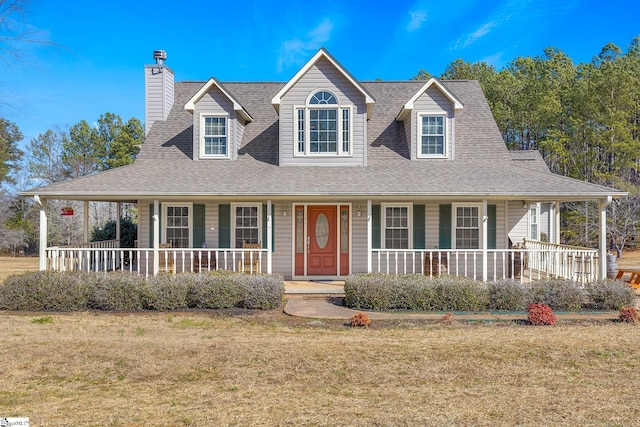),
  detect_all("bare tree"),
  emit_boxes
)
[0,0,56,64]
